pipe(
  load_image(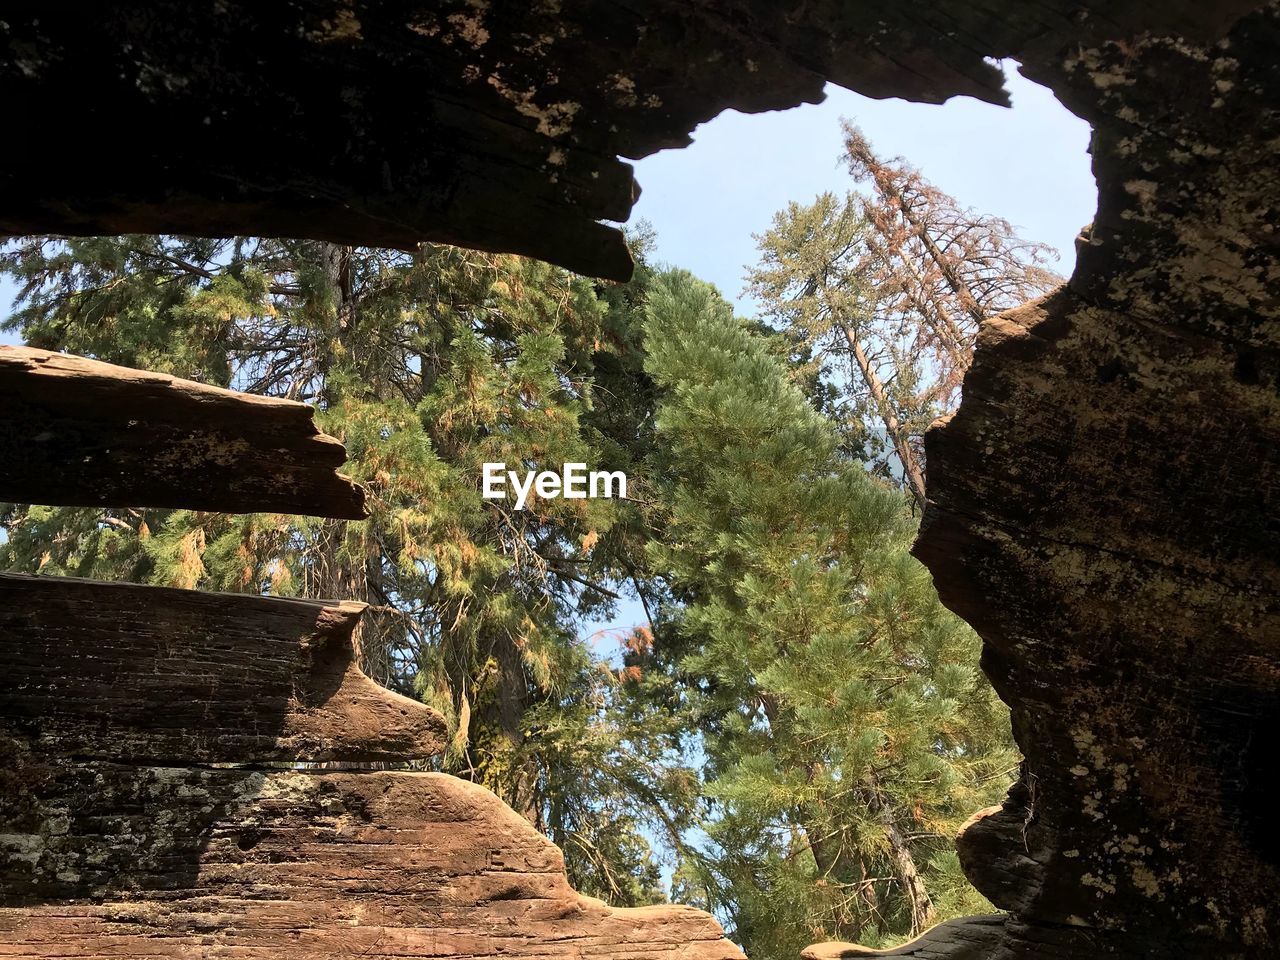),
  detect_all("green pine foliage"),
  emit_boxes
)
[638,271,1016,956]
[1,233,1016,951]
